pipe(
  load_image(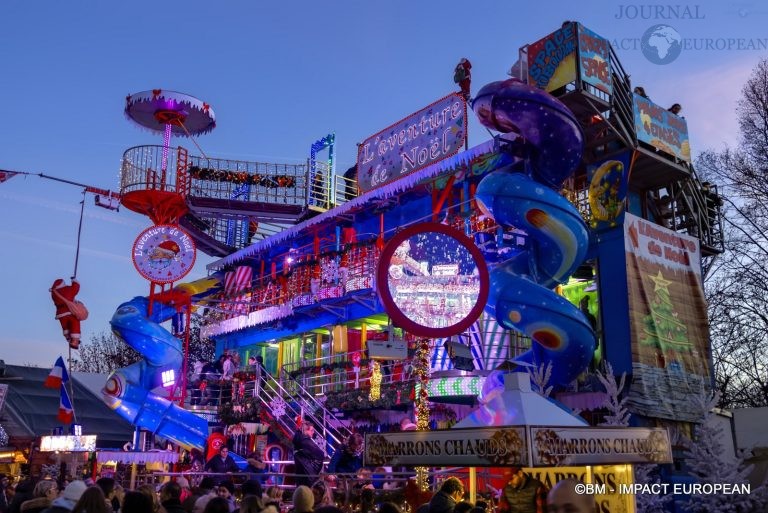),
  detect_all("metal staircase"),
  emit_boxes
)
[247,373,351,455]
